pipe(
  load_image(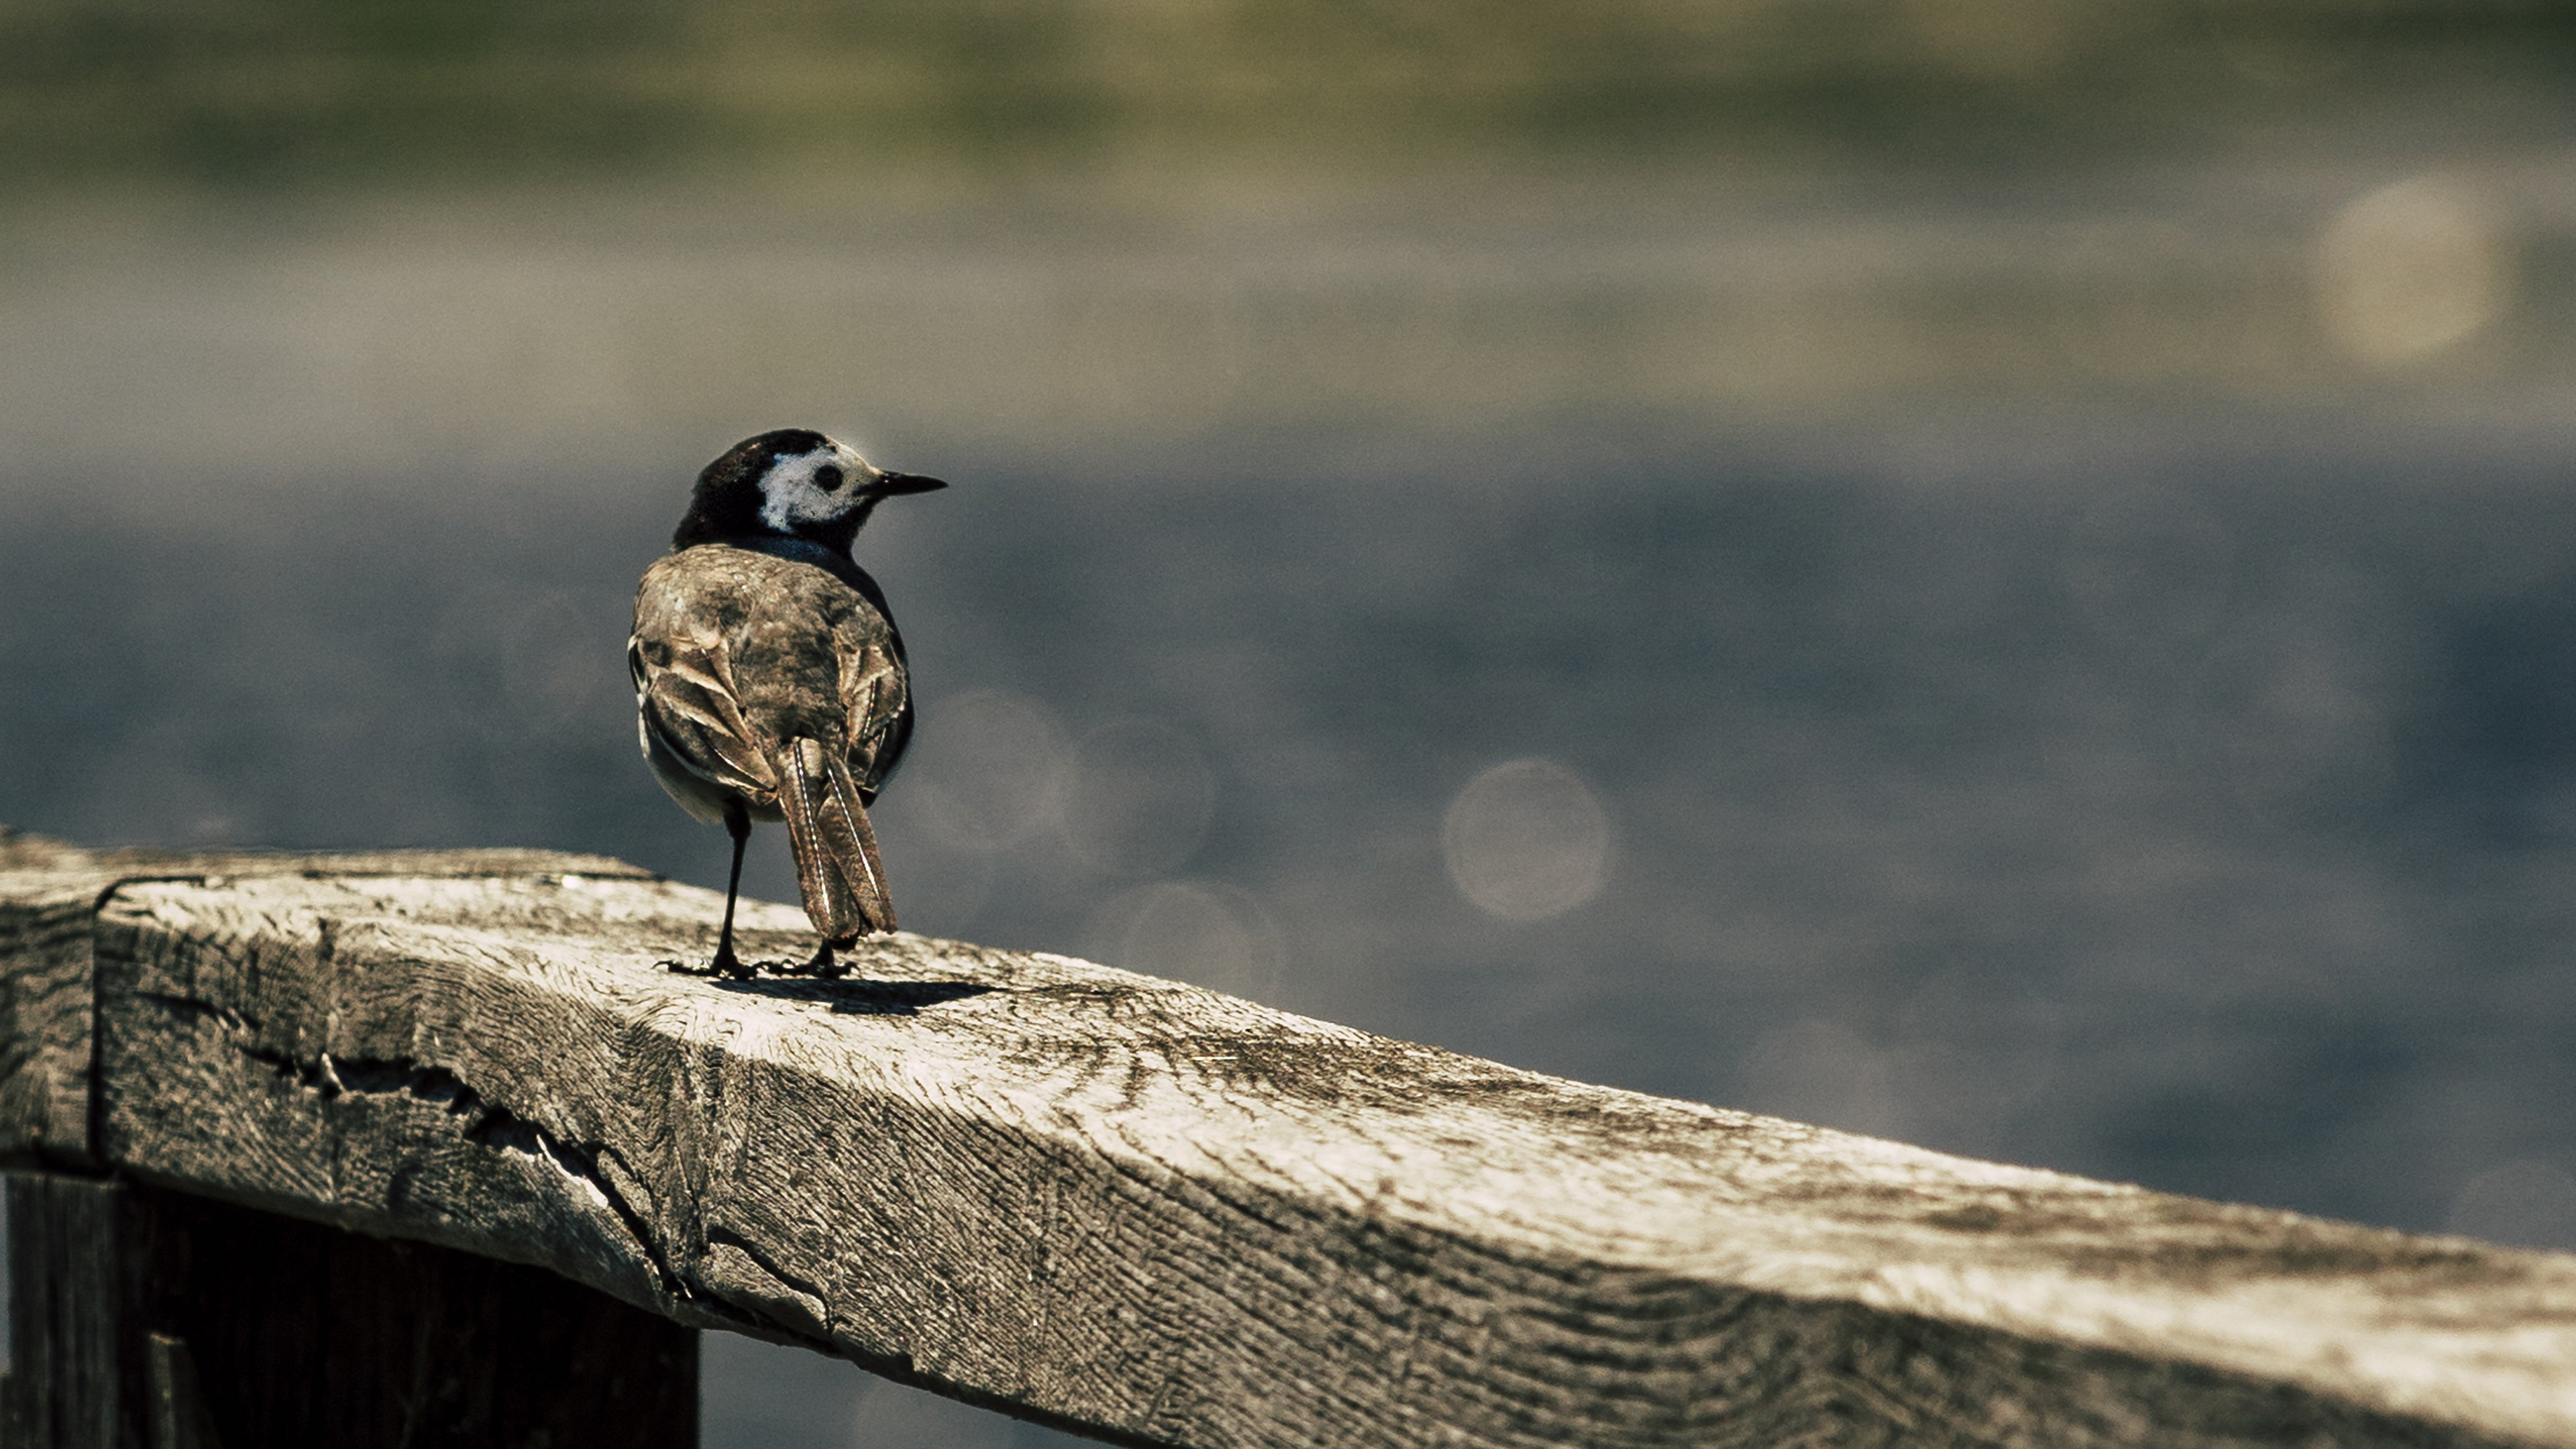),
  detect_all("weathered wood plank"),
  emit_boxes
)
[0,1168,697,1447]
[0,826,651,1165]
[9,833,2576,1446]
[0,863,113,1165]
